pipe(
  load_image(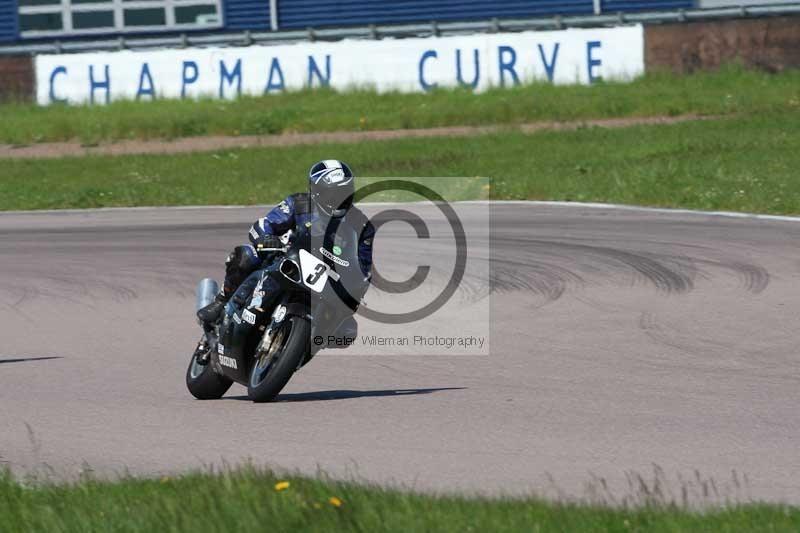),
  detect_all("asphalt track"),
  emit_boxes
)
[1,203,799,504]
